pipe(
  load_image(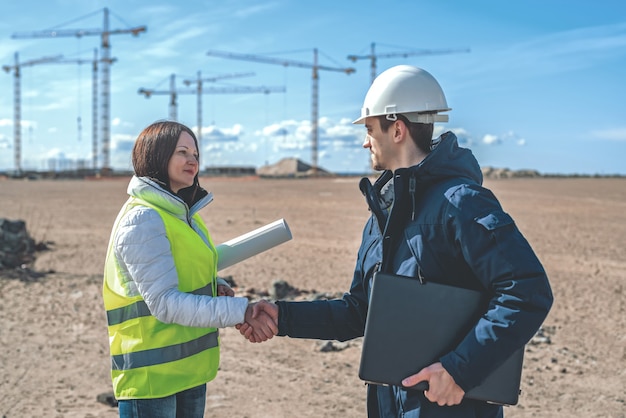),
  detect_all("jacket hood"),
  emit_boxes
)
[410,131,482,186]
[360,132,482,233]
